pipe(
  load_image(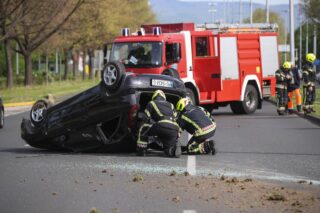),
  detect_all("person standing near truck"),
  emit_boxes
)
[302,53,317,113]
[287,63,302,113]
[275,61,292,115]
